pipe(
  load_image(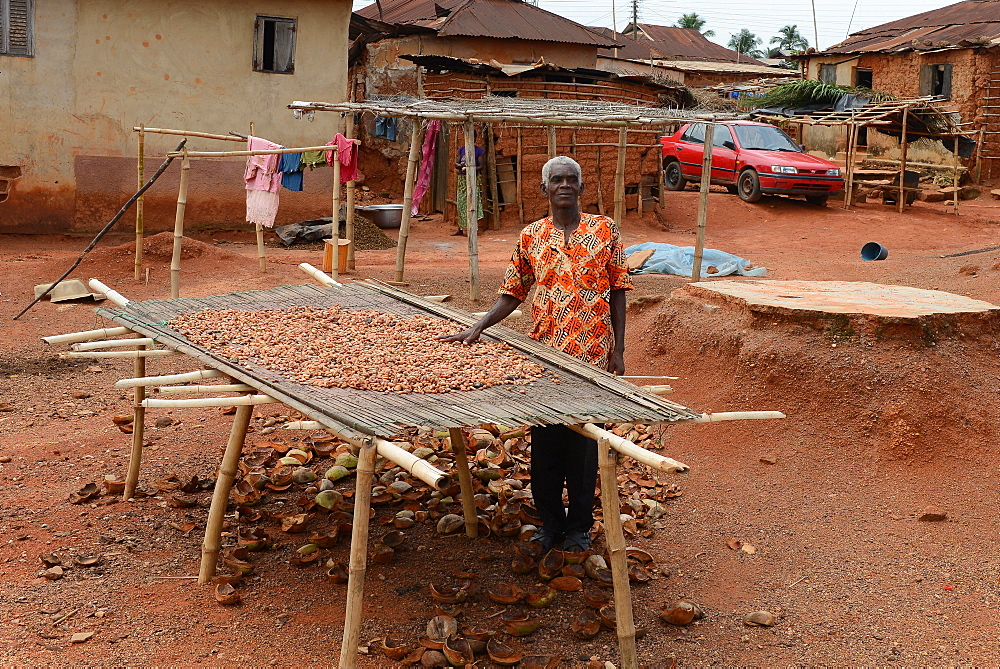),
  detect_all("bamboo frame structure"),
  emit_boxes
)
[691,121,715,280]
[331,150,342,281]
[346,113,357,271]
[598,437,638,669]
[449,427,479,538]
[898,108,909,214]
[199,403,254,584]
[395,121,424,282]
[614,128,627,226]
[124,341,146,500]
[953,137,960,216]
[464,121,481,302]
